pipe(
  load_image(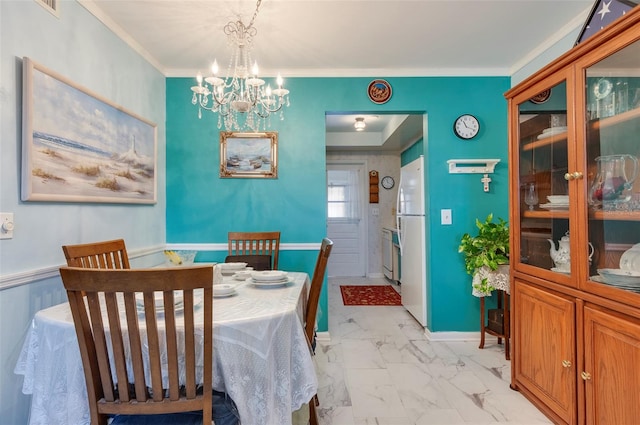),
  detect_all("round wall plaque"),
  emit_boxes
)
[367,79,392,104]
[529,89,551,104]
